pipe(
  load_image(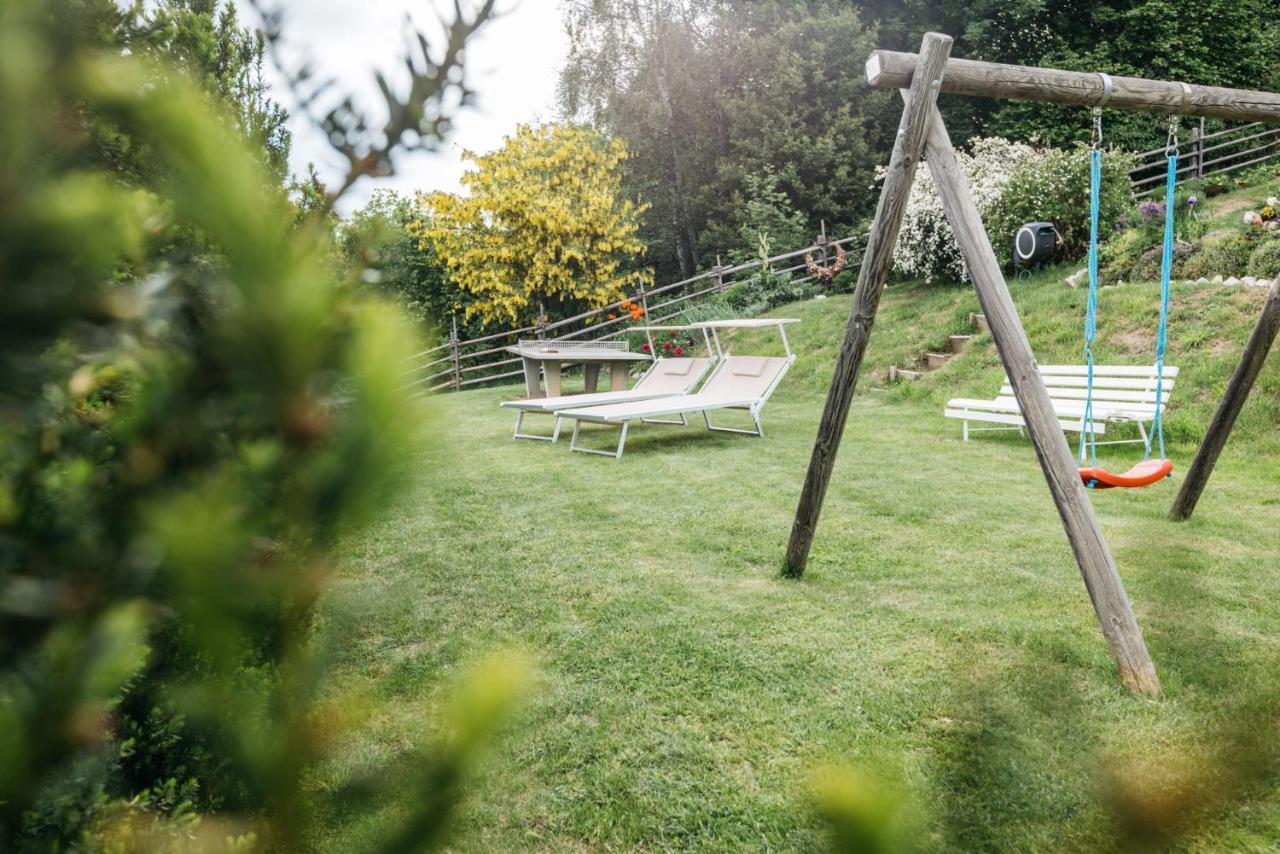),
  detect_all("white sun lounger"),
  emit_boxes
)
[555,319,799,459]
[499,356,713,441]
[499,325,715,442]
